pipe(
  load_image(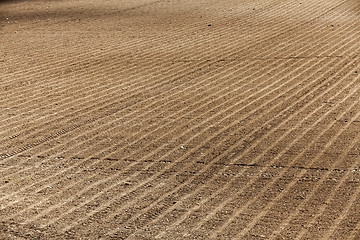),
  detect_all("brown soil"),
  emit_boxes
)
[1,0,360,239]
